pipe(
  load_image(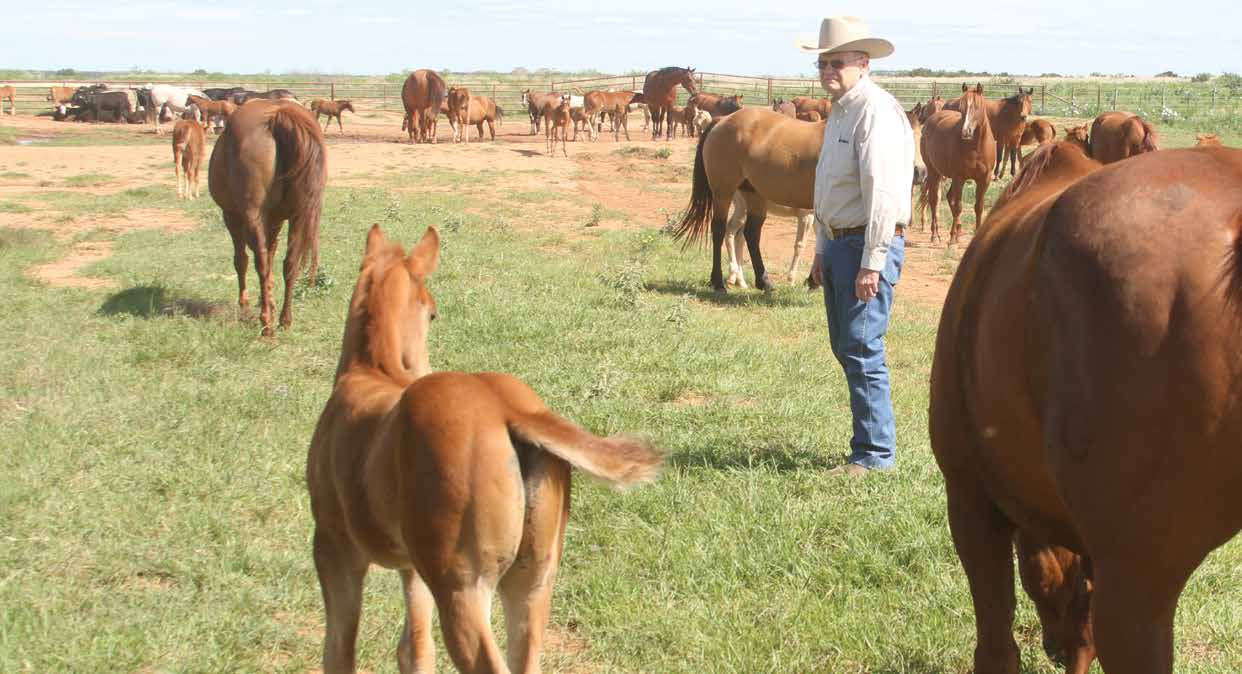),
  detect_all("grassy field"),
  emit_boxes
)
[0,122,1240,674]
